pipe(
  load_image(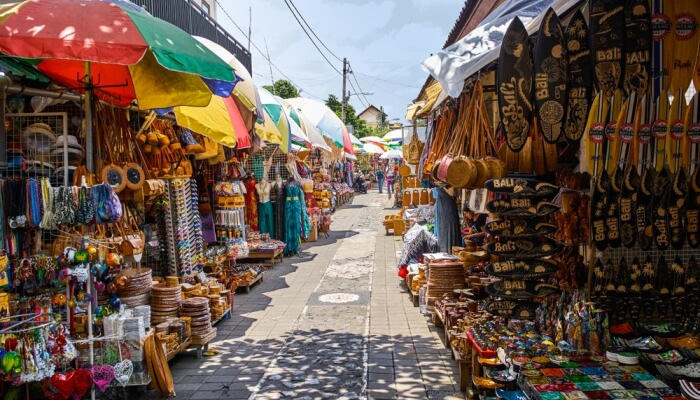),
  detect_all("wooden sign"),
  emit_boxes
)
[486,280,559,299]
[485,219,557,237]
[637,165,656,250]
[590,0,625,95]
[485,178,559,198]
[623,0,652,97]
[484,299,538,319]
[486,198,559,217]
[485,237,563,258]
[620,165,640,248]
[498,17,534,152]
[534,8,568,143]
[665,167,687,249]
[485,258,559,279]
[564,10,592,142]
[652,166,672,250]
